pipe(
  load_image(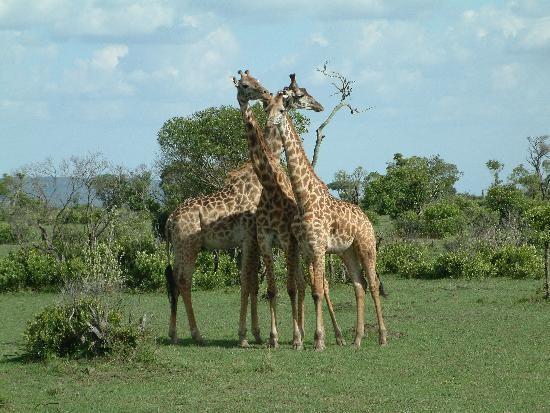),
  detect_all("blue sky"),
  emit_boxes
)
[1,0,549,194]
